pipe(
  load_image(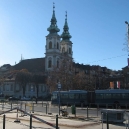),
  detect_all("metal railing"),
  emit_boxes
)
[0,107,59,129]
